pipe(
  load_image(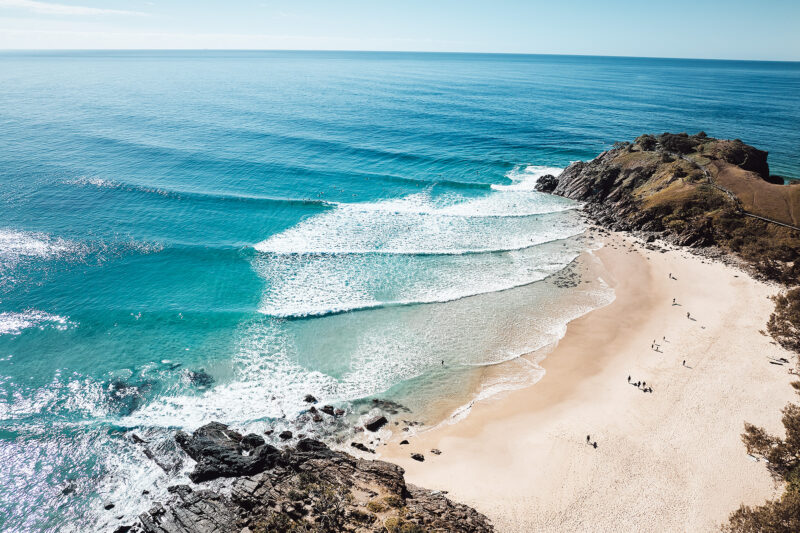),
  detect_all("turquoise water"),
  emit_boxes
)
[1,51,799,531]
